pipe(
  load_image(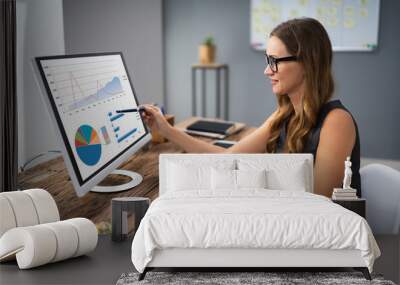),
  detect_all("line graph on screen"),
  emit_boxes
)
[41,58,129,114]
